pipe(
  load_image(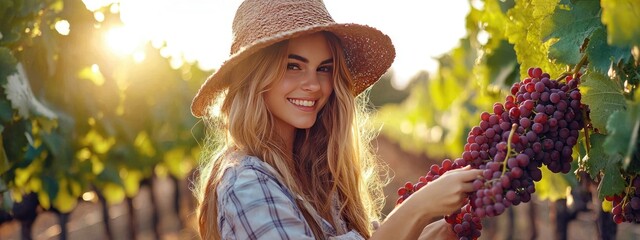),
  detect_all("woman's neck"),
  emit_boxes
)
[274,123,296,161]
